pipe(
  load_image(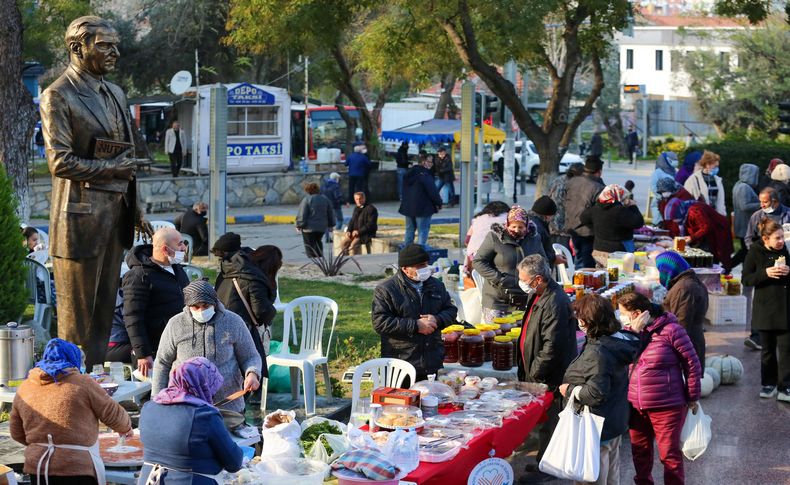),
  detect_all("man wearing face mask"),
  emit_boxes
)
[113,227,190,376]
[372,244,458,382]
[153,281,262,413]
[178,201,209,256]
[745,187,790,248]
